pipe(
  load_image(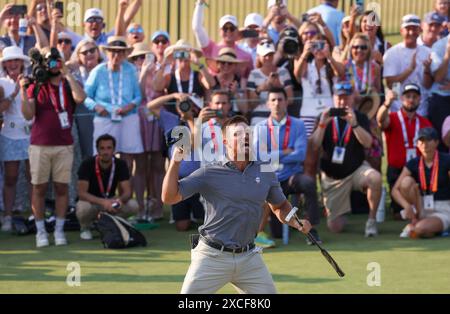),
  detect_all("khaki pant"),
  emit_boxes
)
[76,200,139,229]
[181,241,277,294]
[29,145,74,185]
